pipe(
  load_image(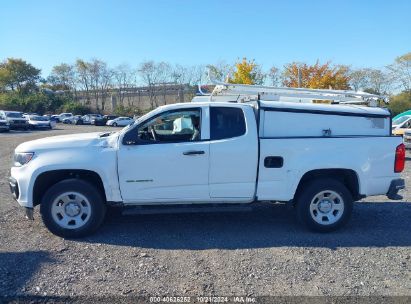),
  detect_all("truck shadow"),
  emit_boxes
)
[0,251,54,297]
[83,201,411,250]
